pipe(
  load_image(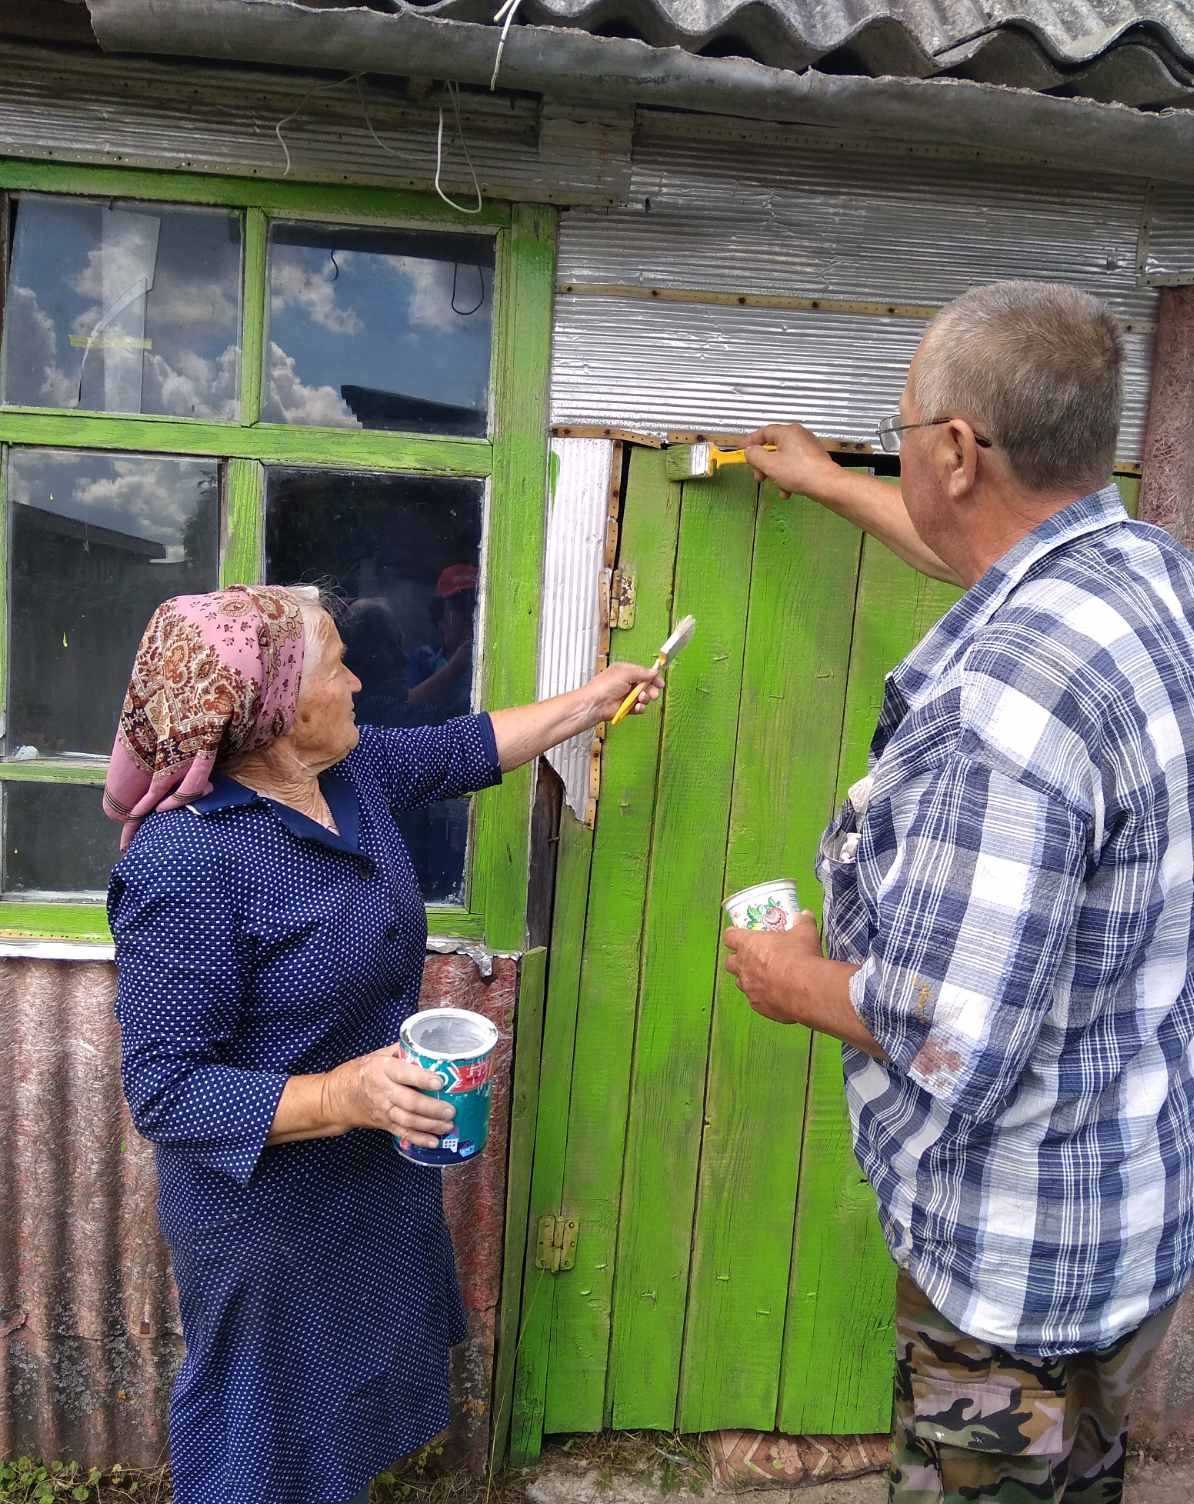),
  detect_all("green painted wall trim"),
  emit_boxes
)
[470,202,557,953]
[0,157,511,228]
[492,946,548,1469]
[0,412,492,475]
[241,208,268,426]
[0,760,107,785]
